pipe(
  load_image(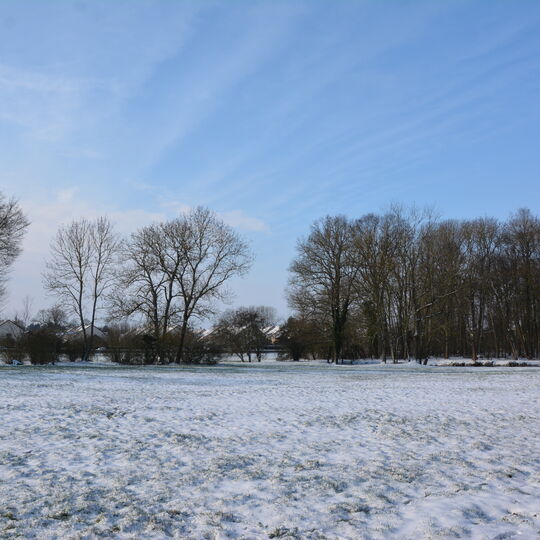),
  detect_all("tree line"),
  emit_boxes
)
[286,207,540,363]
[1,189,540,364]
[0,192,29,307]
[1,195,256,364]
[42,206,252,363]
